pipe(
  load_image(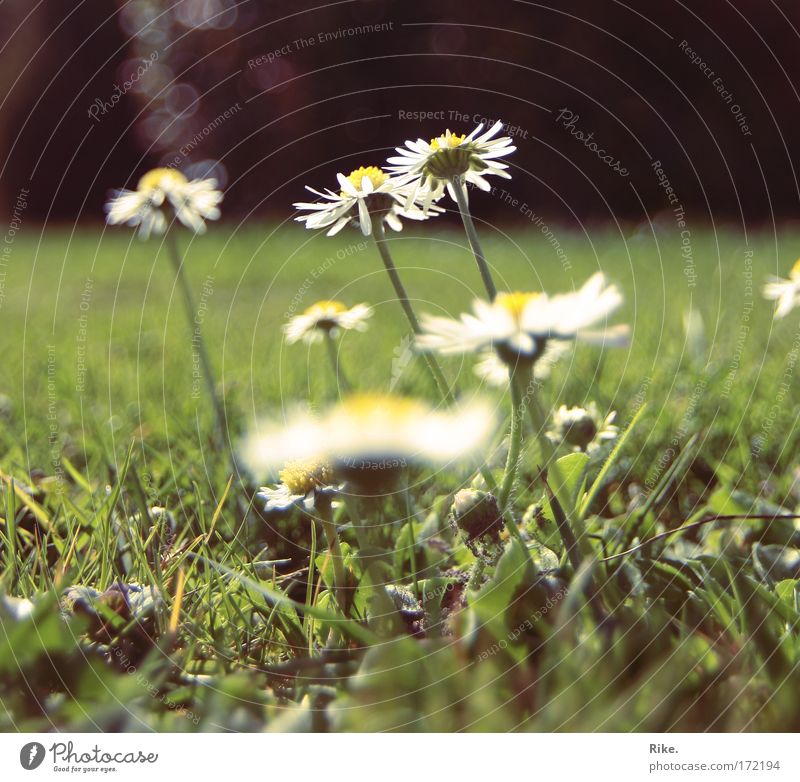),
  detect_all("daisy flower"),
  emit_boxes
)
[242,394,496,490]
[474,340,572,387]
[257,458,336,513]
[387,121,516,208]
[284,300,373,345]
[293,165,442,237]
[763,259,800,318]
[105,167,222,239]
[417,273,629,366]
[546,402,619,453]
